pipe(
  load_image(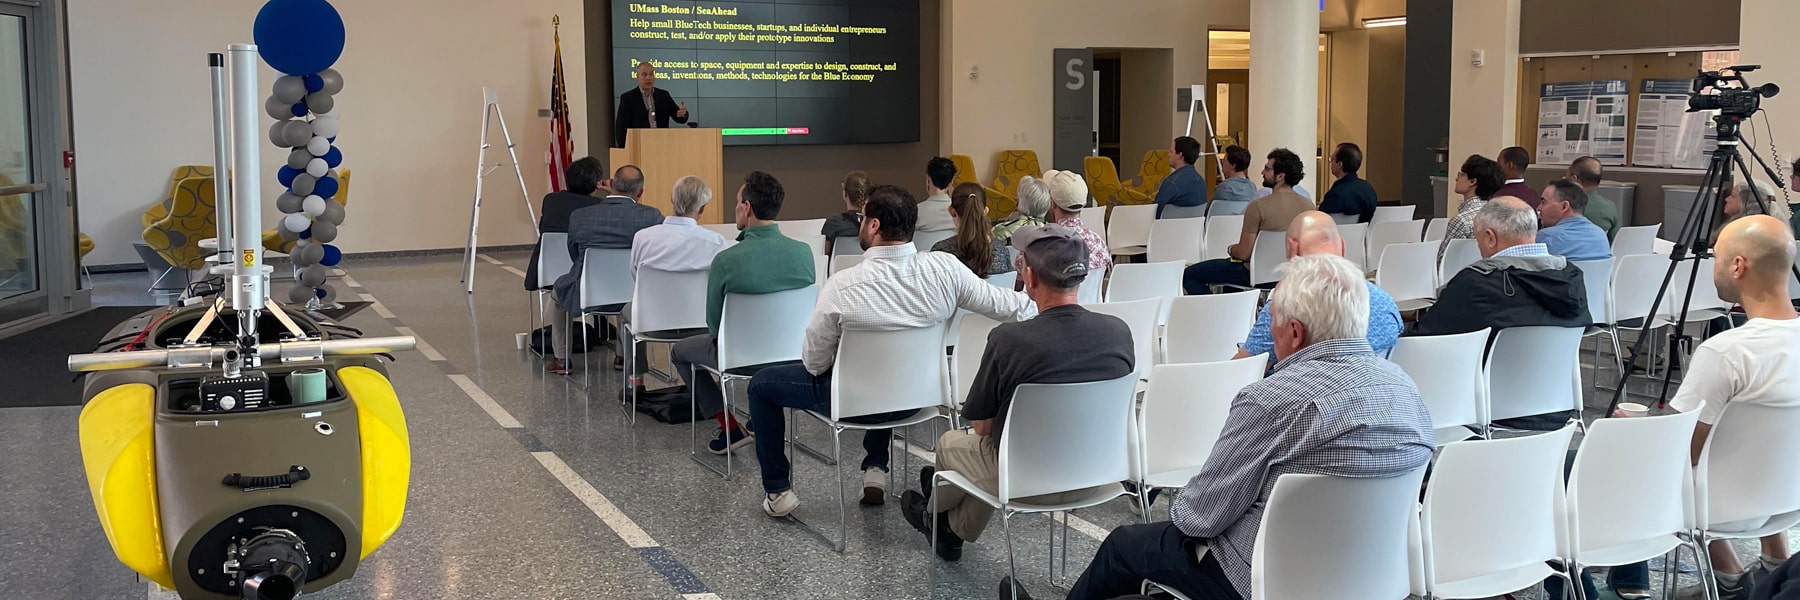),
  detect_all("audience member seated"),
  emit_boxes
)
[900,224,1134,561]
[619,175,725,396]
[1012,170,1111,273]
[1009,254,1434,600]
[1182,148,1313,295]
[991,175,1049,245]
[1566,156,1619,240]
[1318,142,1378,223]
[1438,154,1505,265]
[1154,136,1206,218]
[1496,145,1542,208]
[1207,145,1256,217]
[931,183,1015,278]
[1723,177,1792,226]
[526,156,607,291]
[547,165,664,375]
[1410,197,1590,338]
[671,171,816,454]
[821,170,870,244]
[1235,211,1402,363]
[918,156,957,233]
[1535,179,1612,262]
[748,185,1037,518]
